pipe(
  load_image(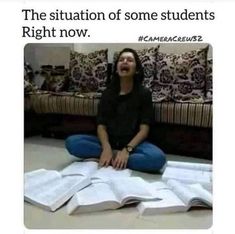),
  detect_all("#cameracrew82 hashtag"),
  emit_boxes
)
[138,35,203,42]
